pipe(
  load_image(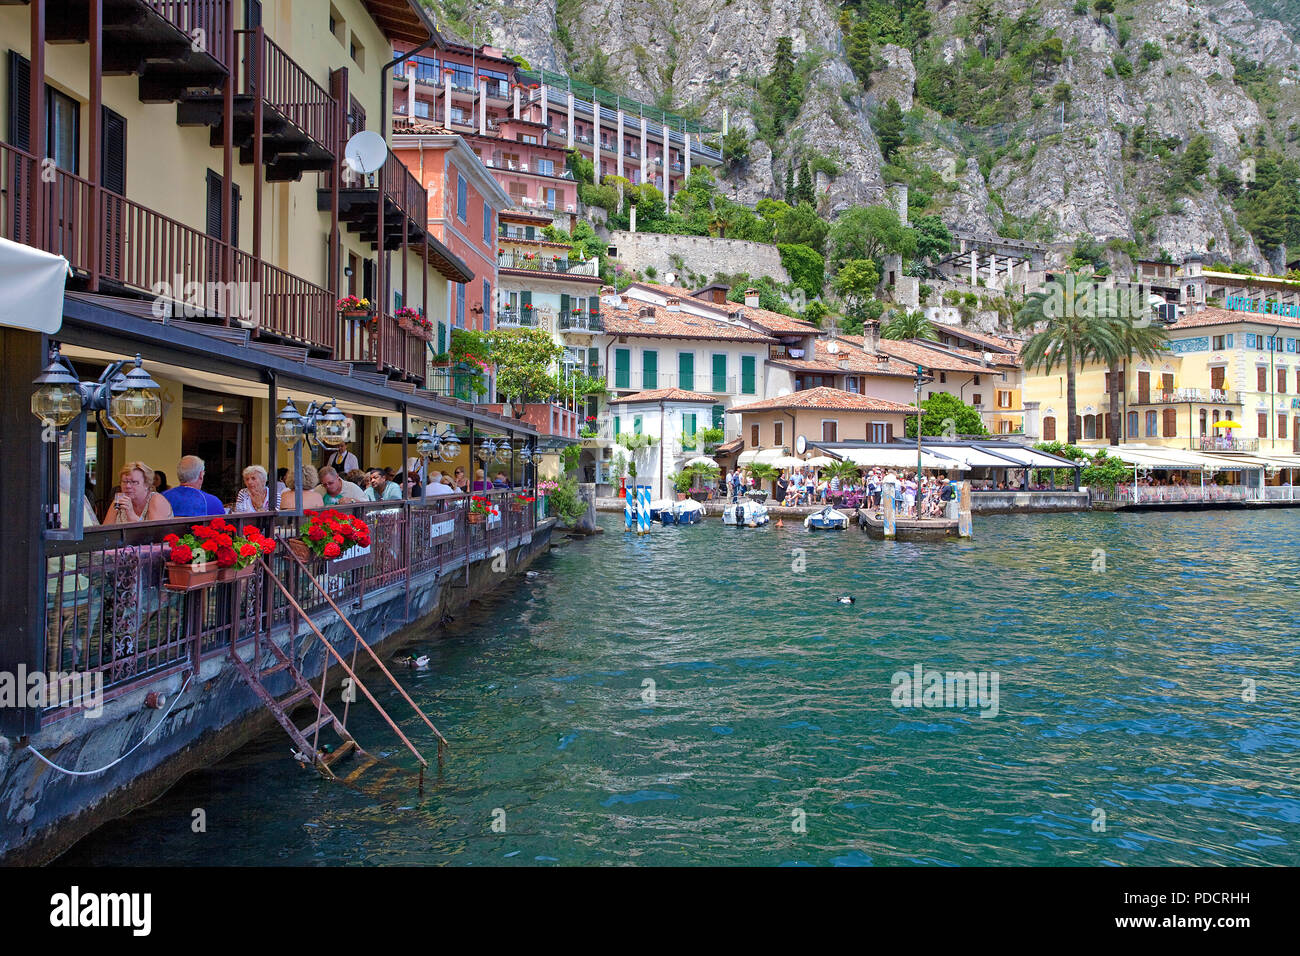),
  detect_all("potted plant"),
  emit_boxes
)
[164,518,274,587]
[468,495,499,524]
[291,509,371,564]
[612,453,627,497]
[338,295,371,320]
[511,493,535,513]
[161,529,217,589]
[394,306,422,332]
